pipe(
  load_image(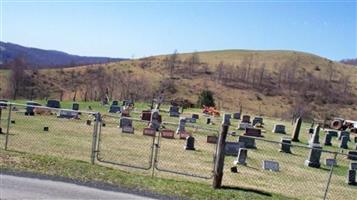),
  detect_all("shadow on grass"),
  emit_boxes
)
[221,185,272,196]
